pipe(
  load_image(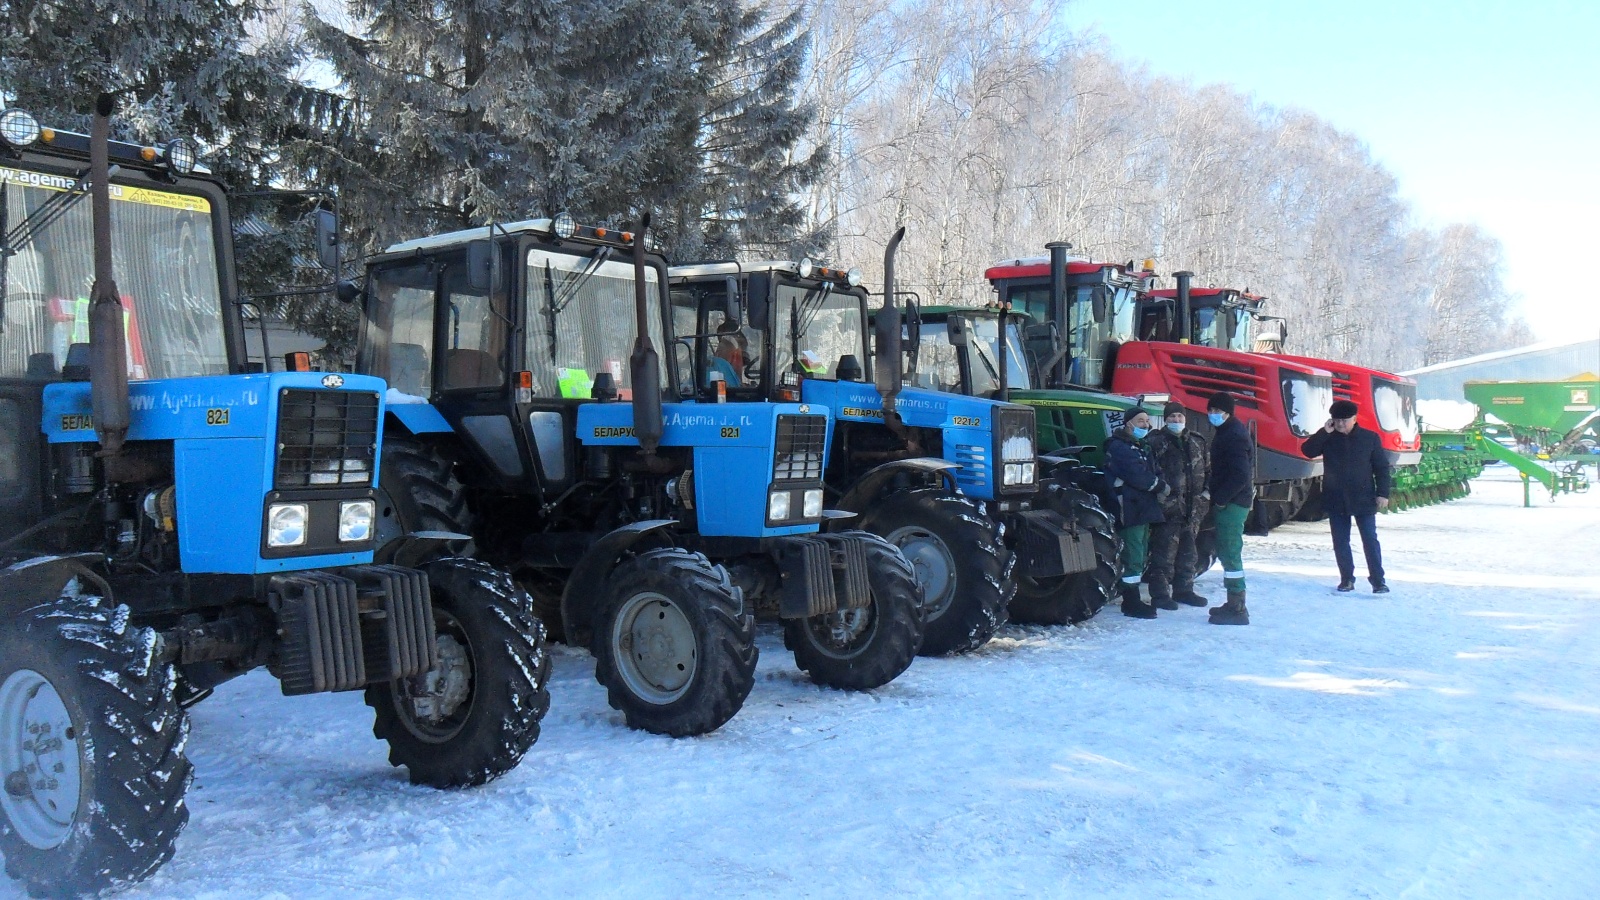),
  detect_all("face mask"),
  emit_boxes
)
[1131,425,1151,440]
[1208,411,1226,427]
[1166,422,1185,434]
